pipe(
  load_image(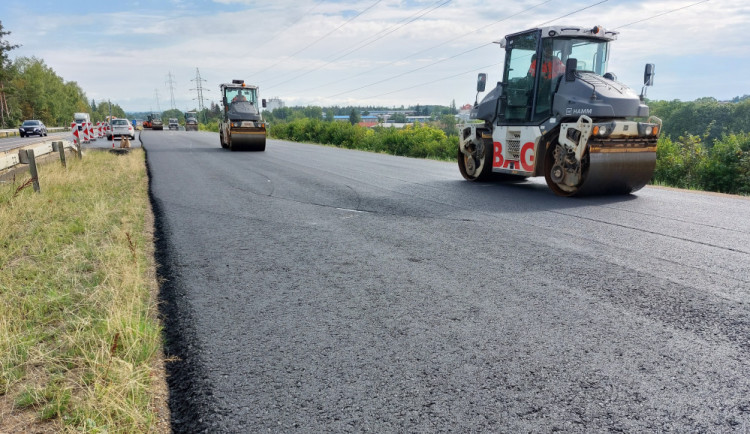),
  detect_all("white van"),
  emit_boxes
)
[74,112,91,131]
